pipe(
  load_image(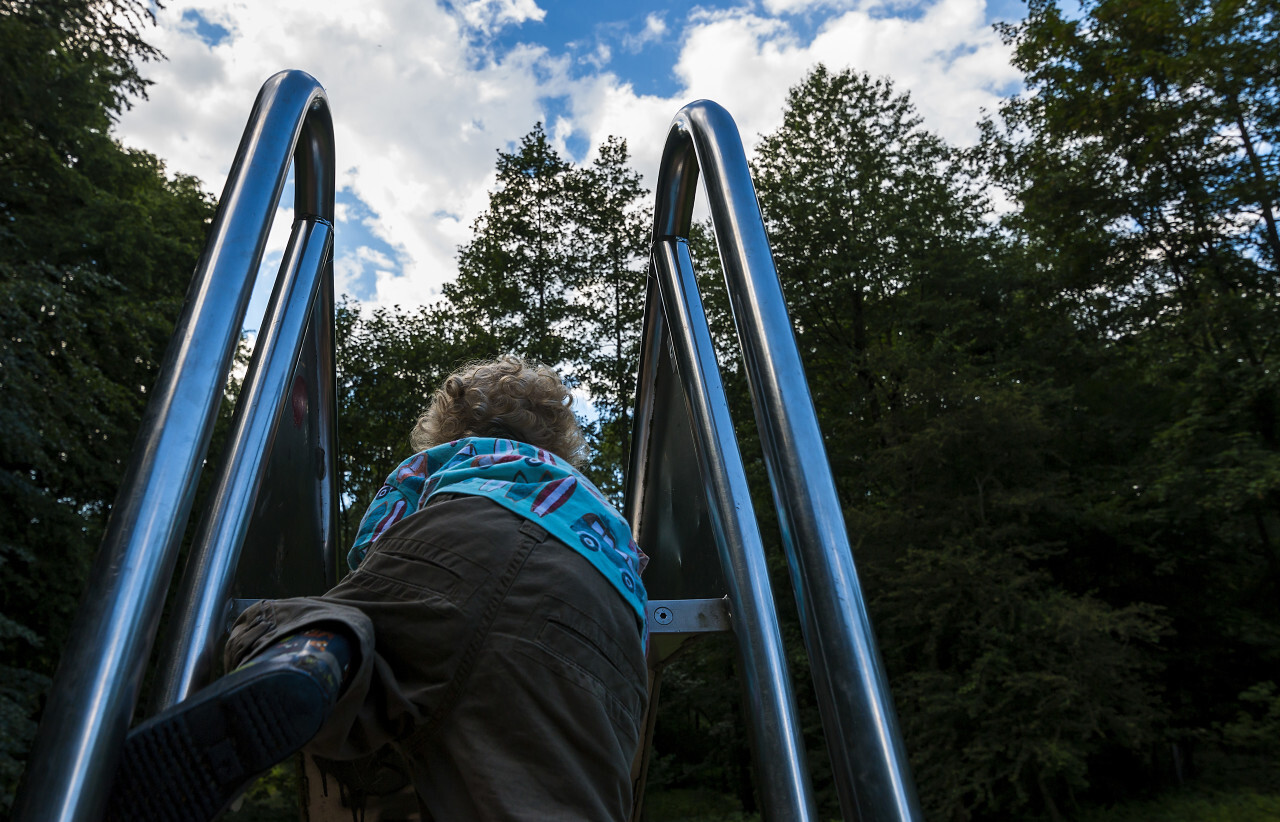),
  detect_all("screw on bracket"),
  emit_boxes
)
[653,606,674,625]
